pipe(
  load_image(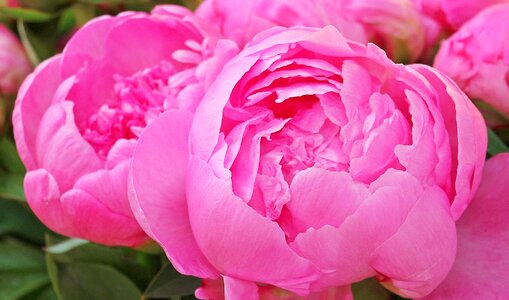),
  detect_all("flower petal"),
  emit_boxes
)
[422,153,509,299]
[13,56,63,170]
[187,156,320,294]
[129,109,218,278]
[371,187,456,298]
